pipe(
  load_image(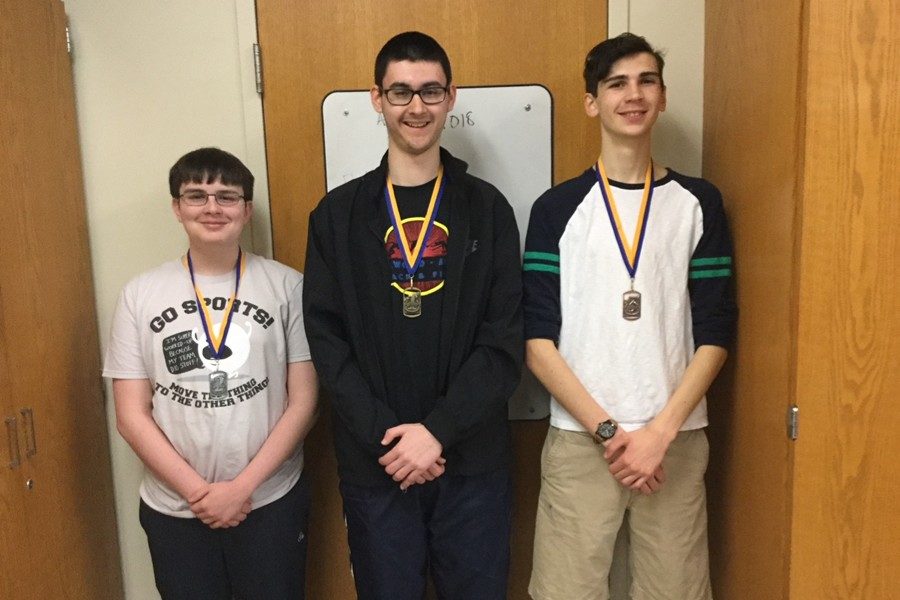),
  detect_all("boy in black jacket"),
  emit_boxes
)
[303,31,523,600]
